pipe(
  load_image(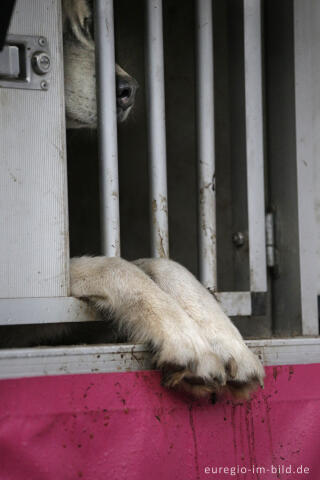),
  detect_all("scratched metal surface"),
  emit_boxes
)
[0,364,319,479]
[0,0,68,298]
[1,338,320,379]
